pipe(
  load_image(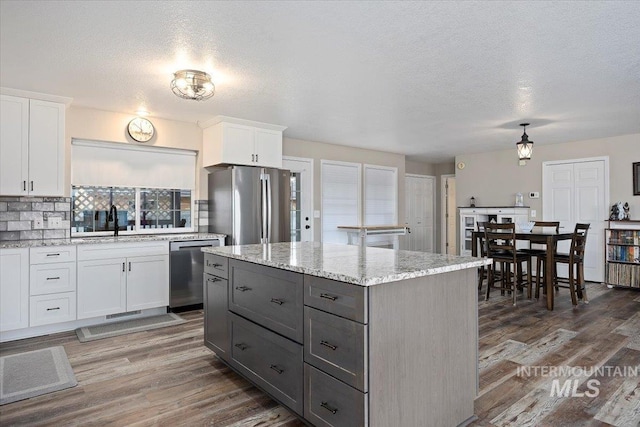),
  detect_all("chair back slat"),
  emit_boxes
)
[571,223,590,262]
[533,221,560,233]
